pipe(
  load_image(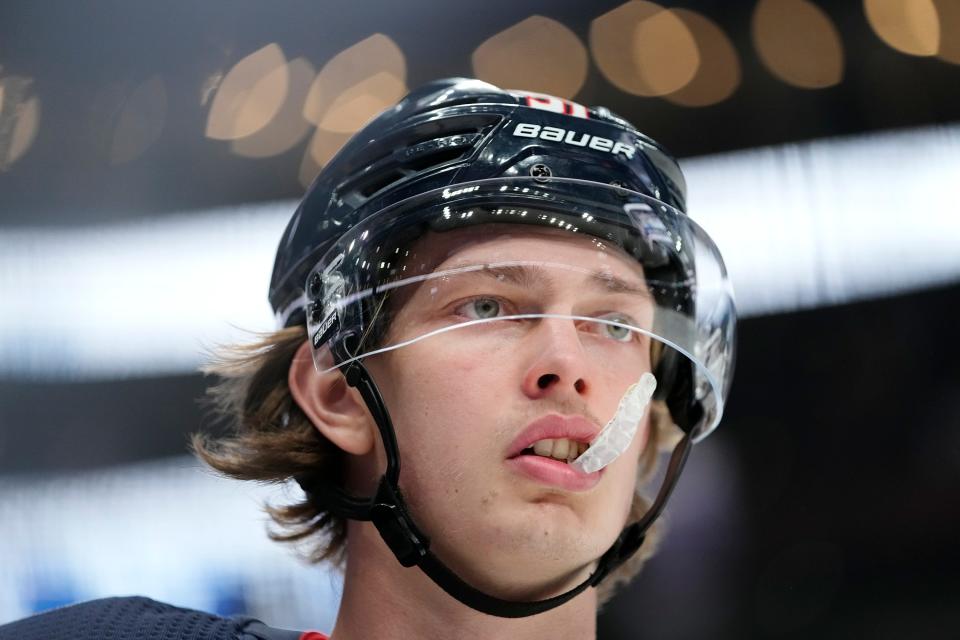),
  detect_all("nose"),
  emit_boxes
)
[521,318,591,400]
